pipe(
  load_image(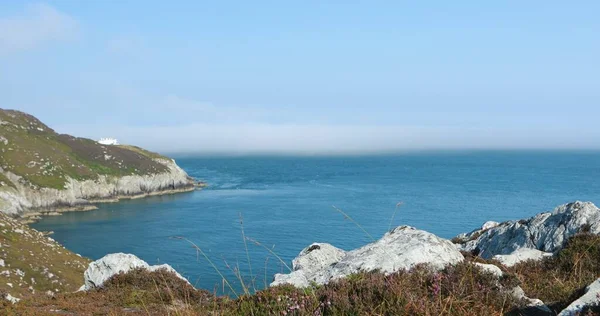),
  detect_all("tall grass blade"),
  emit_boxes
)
[239,213,255,291]
[246,237,292,272]
[332,205,375,241]
[171,236,239,298]
[388,201,404,232]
